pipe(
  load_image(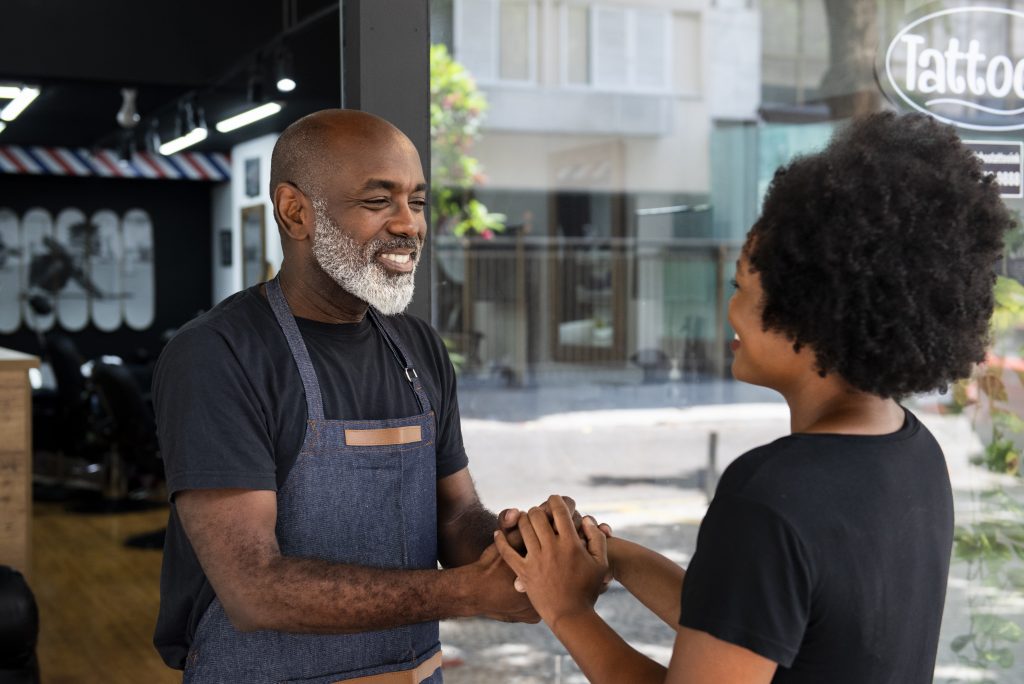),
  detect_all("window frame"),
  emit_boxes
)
[454,0,540,87]
[559,1,674,95]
